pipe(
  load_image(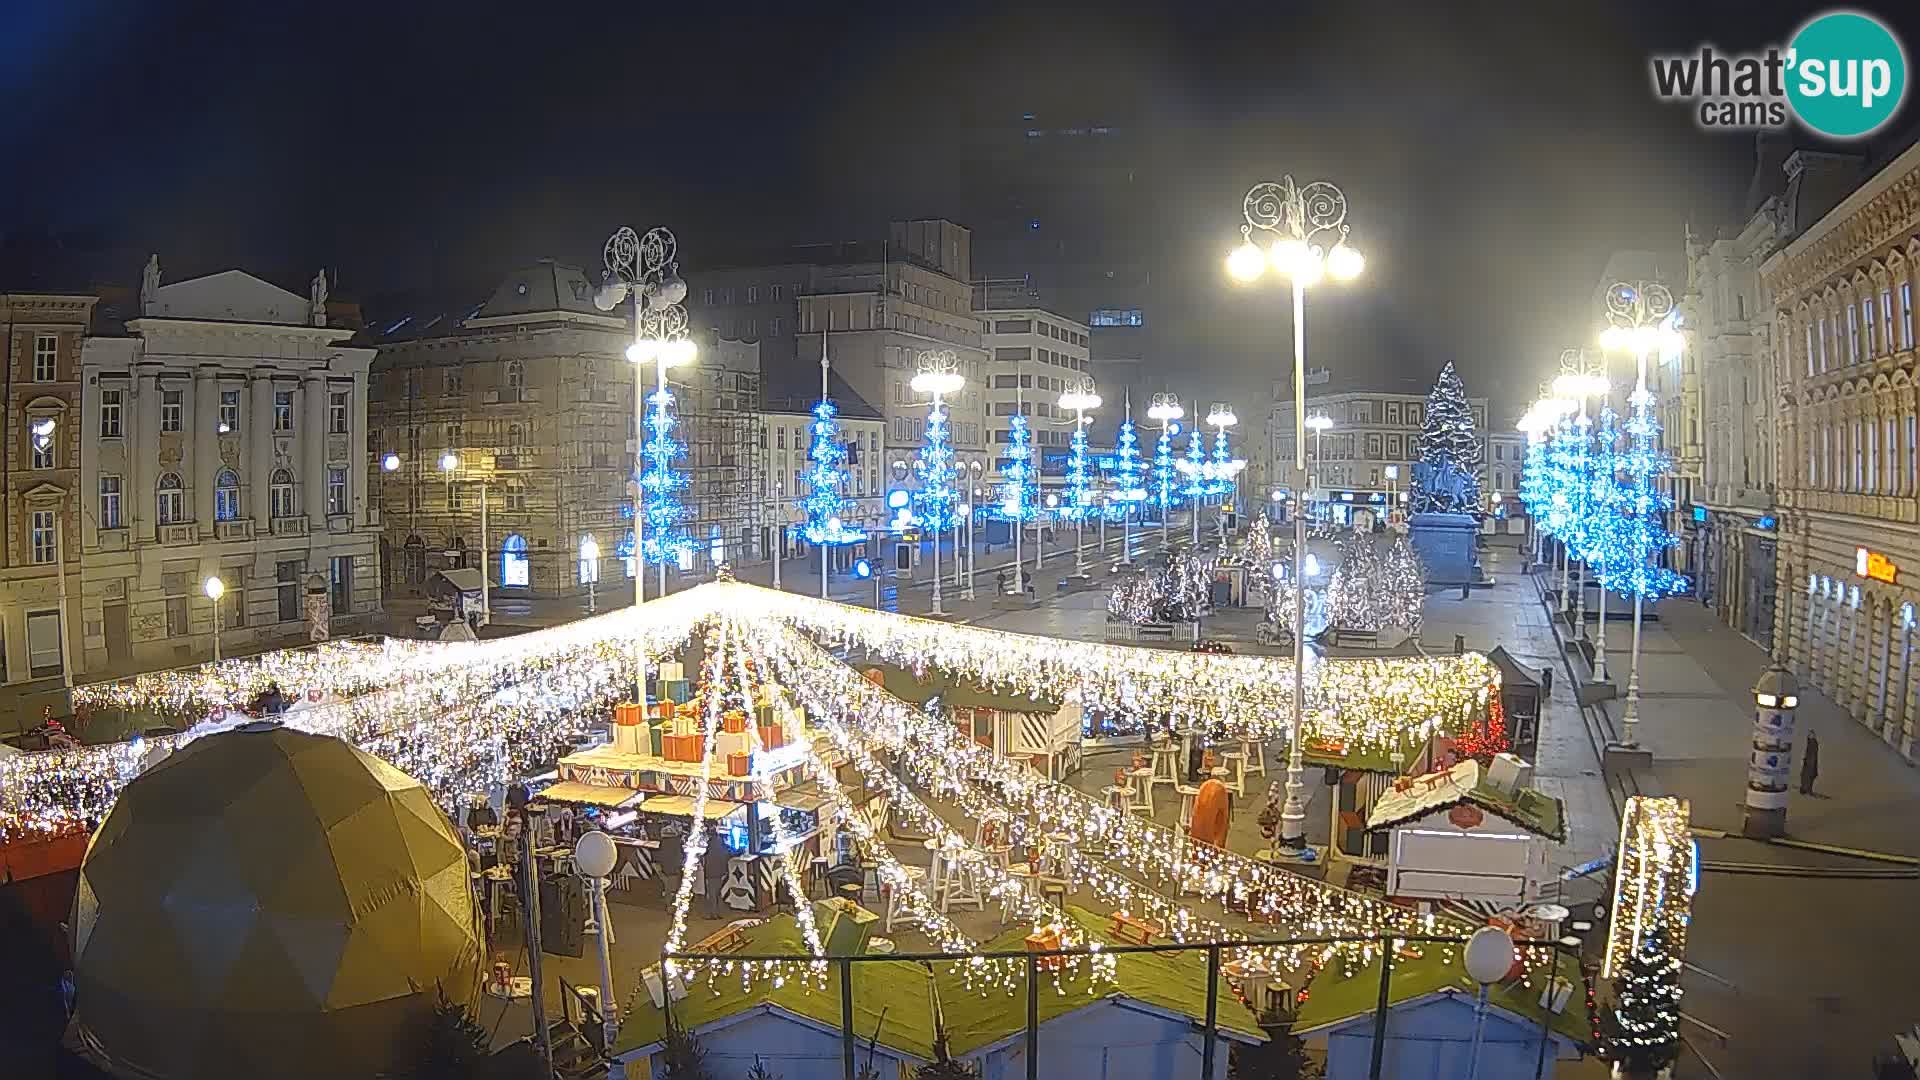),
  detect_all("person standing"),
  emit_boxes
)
[1801,728,1821,796]
[701,825,732,918]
